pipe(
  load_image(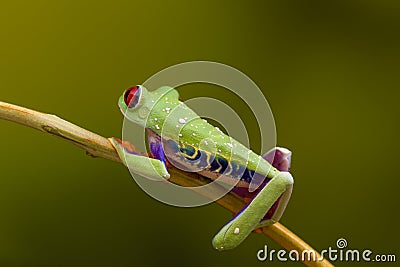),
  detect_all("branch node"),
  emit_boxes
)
[42,125,59,135]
